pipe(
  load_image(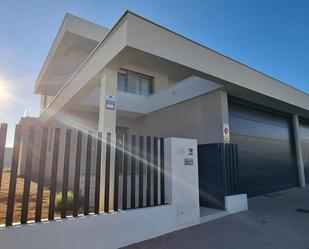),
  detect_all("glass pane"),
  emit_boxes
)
[117,73,127,92]
[127,72,139,94]
[140,77,152,96]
